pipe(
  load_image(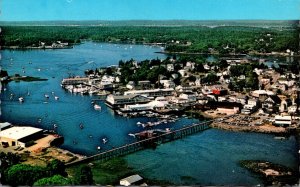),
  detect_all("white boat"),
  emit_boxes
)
[128,133,136,138]
[97,146,101,150]
[18,97,24,102]
[44,94,49,99]
[54,96,59,100]
[102,138,108,144]
[94,104,101,110]
[136,122,142,125]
